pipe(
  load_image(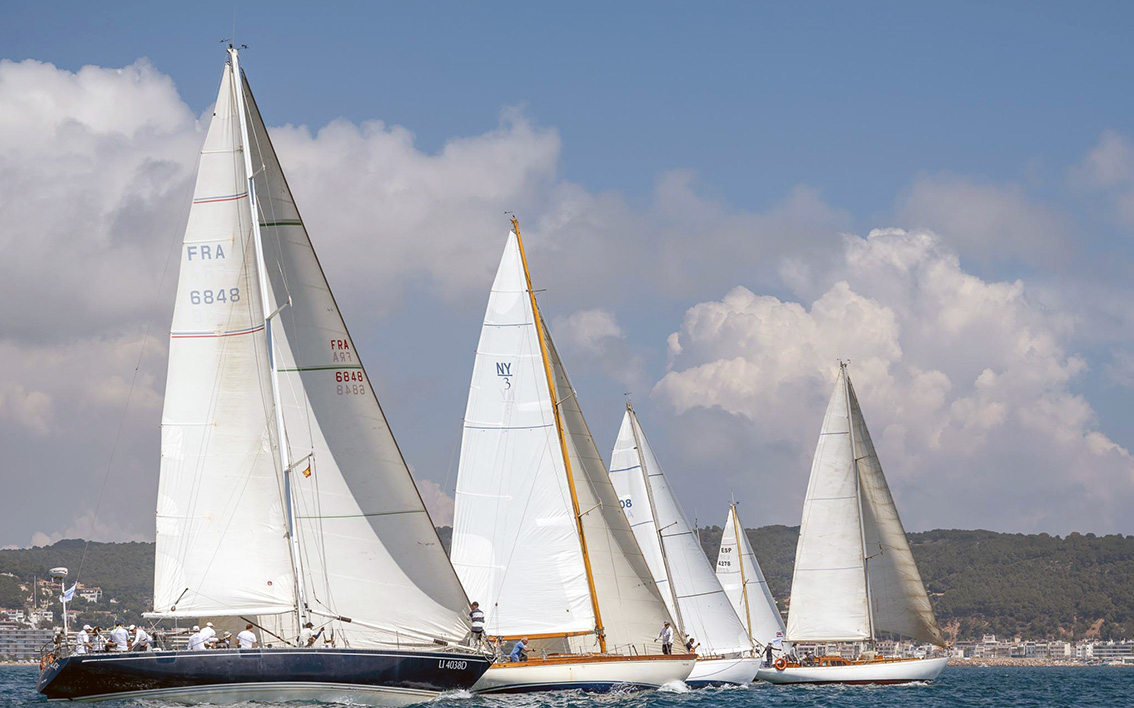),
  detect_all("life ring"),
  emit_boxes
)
[40,652,53,670]
[774,657,788,671]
